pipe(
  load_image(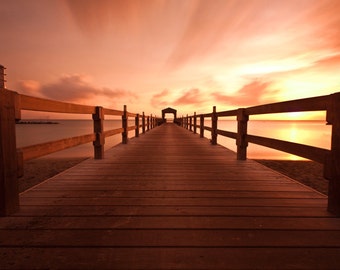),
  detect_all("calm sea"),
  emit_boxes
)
[16,120,331,160]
